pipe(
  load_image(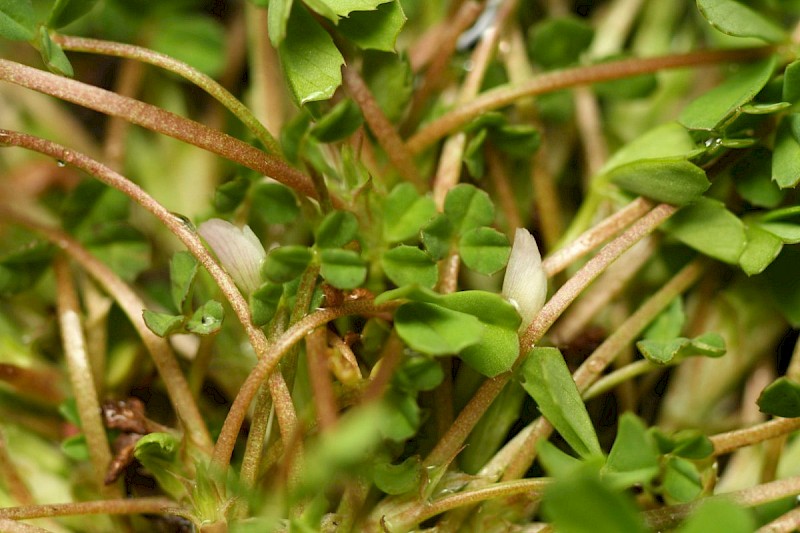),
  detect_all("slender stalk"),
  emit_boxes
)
[711,418,800,457]
[431,0,519,292]
[54,256,117,496]
[550,237,656,344]
[541,197,653,276]
[502,24,564,248]
[361,330,405,403]
[431,0,515,210]
[306,328,338,431]
[582,359,657,400]
[644,475,800,530]
[282,263,321,391]
[80,276,112,397]
[521,203,676,351]
[0,206,212,452]
[402,1,483,131]
[54,34,281,155]
[188,334,217,397]
[573,87,608,178]
[343,67,424,190]
[486,146,523,235]
[103,54,144,171]
[211,300,398,470]
[0,61,317,199]
[0,498,179,520]
[238,383,273,505]
[384,478,550,532]
[245,3,288,141]
[407,46,775,153]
